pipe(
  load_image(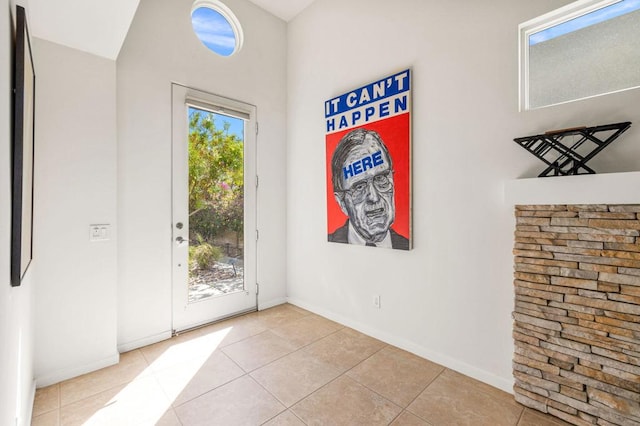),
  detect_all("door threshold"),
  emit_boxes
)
[172,306,258,336]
